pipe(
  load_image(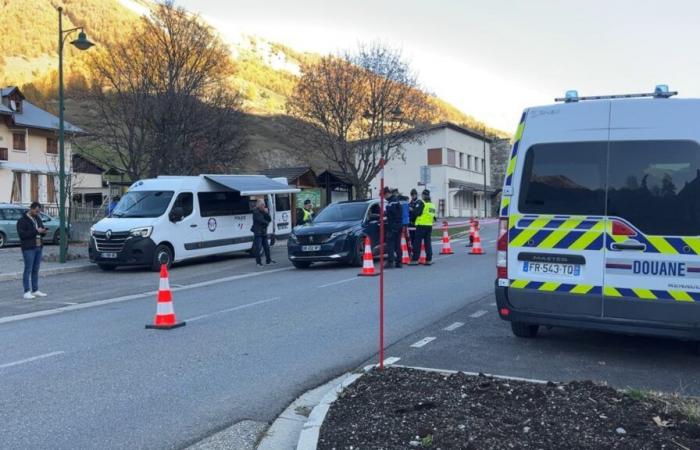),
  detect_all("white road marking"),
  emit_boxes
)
[488,239,497,243]
[318,277,360,288]
[470,310,488,318]
[443,321,464,331]
[489,302,497,307]
[185,297,281,323]
[0,267,293,326]
[0,351,65,369]
[383,357,401,366]
[410,337,436,348]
